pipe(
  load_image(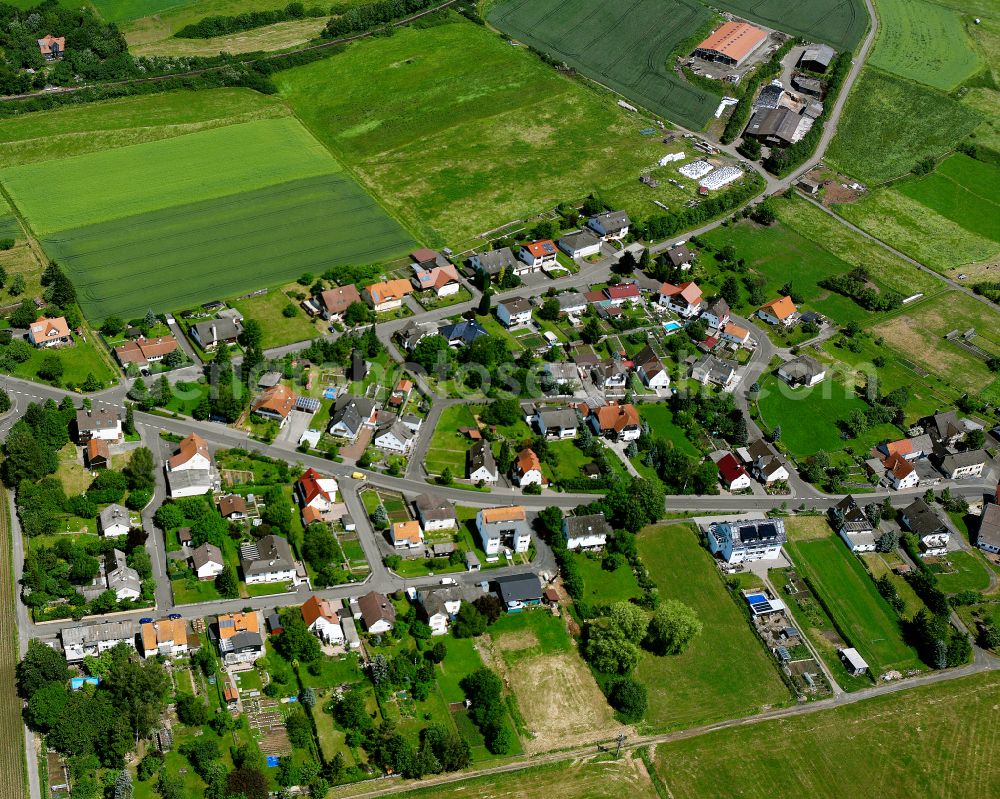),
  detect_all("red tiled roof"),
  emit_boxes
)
[697,22,767,62]
[168,433,210,470]
[760,295,797,320]
[717,453,748,484]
